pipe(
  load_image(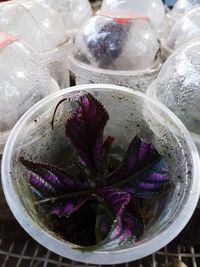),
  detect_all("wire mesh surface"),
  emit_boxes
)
[0,218,199,267]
